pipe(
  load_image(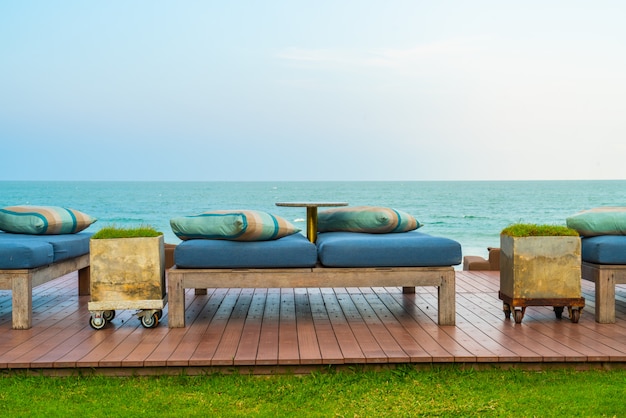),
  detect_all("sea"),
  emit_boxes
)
[1,180,624,263]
